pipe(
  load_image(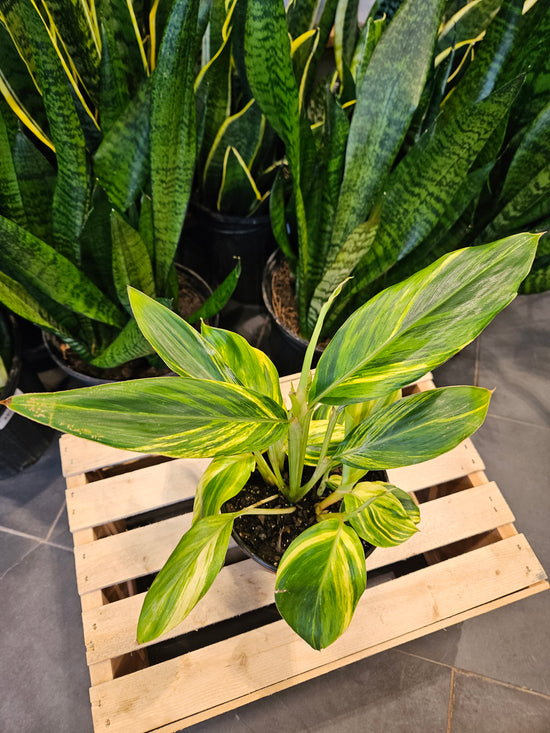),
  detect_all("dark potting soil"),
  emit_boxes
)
[223,466,385,569]
[270,261,331,348]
